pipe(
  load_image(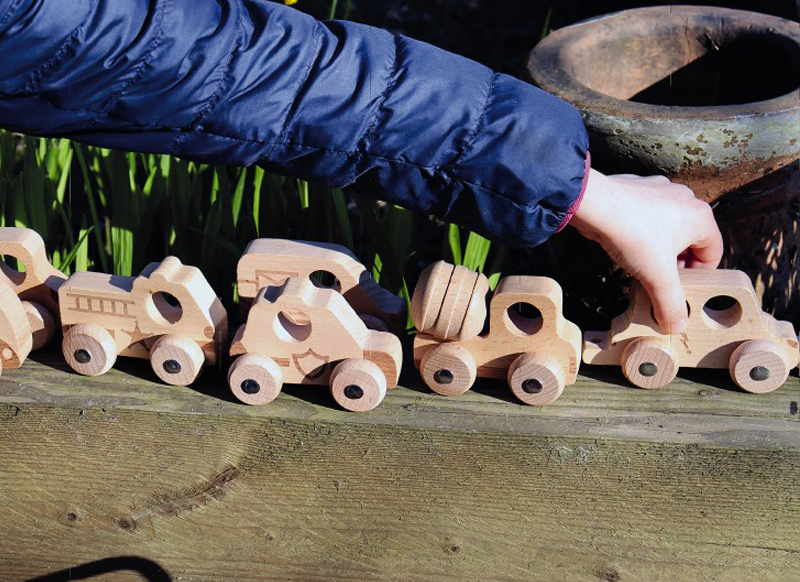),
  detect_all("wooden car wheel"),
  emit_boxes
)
[621,337,678,389]
[23,301,55,351]
[150,334,205,386]
[228,354,283,405]
[729,340,790,394]
[419,343,477,396]
[329,358,386,412]
[508,353,565,405]
[63,323,117,377]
